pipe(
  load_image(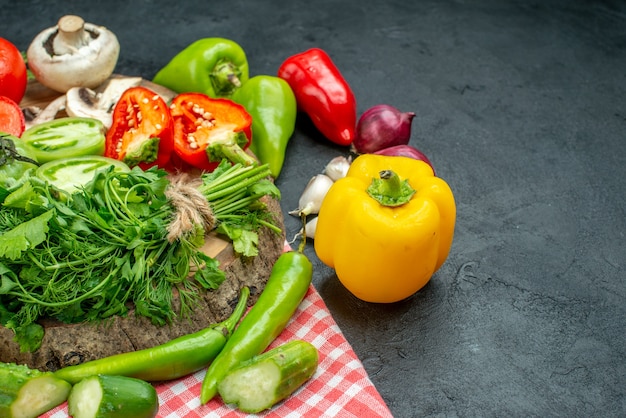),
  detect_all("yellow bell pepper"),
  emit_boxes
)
[314,154,456,303]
